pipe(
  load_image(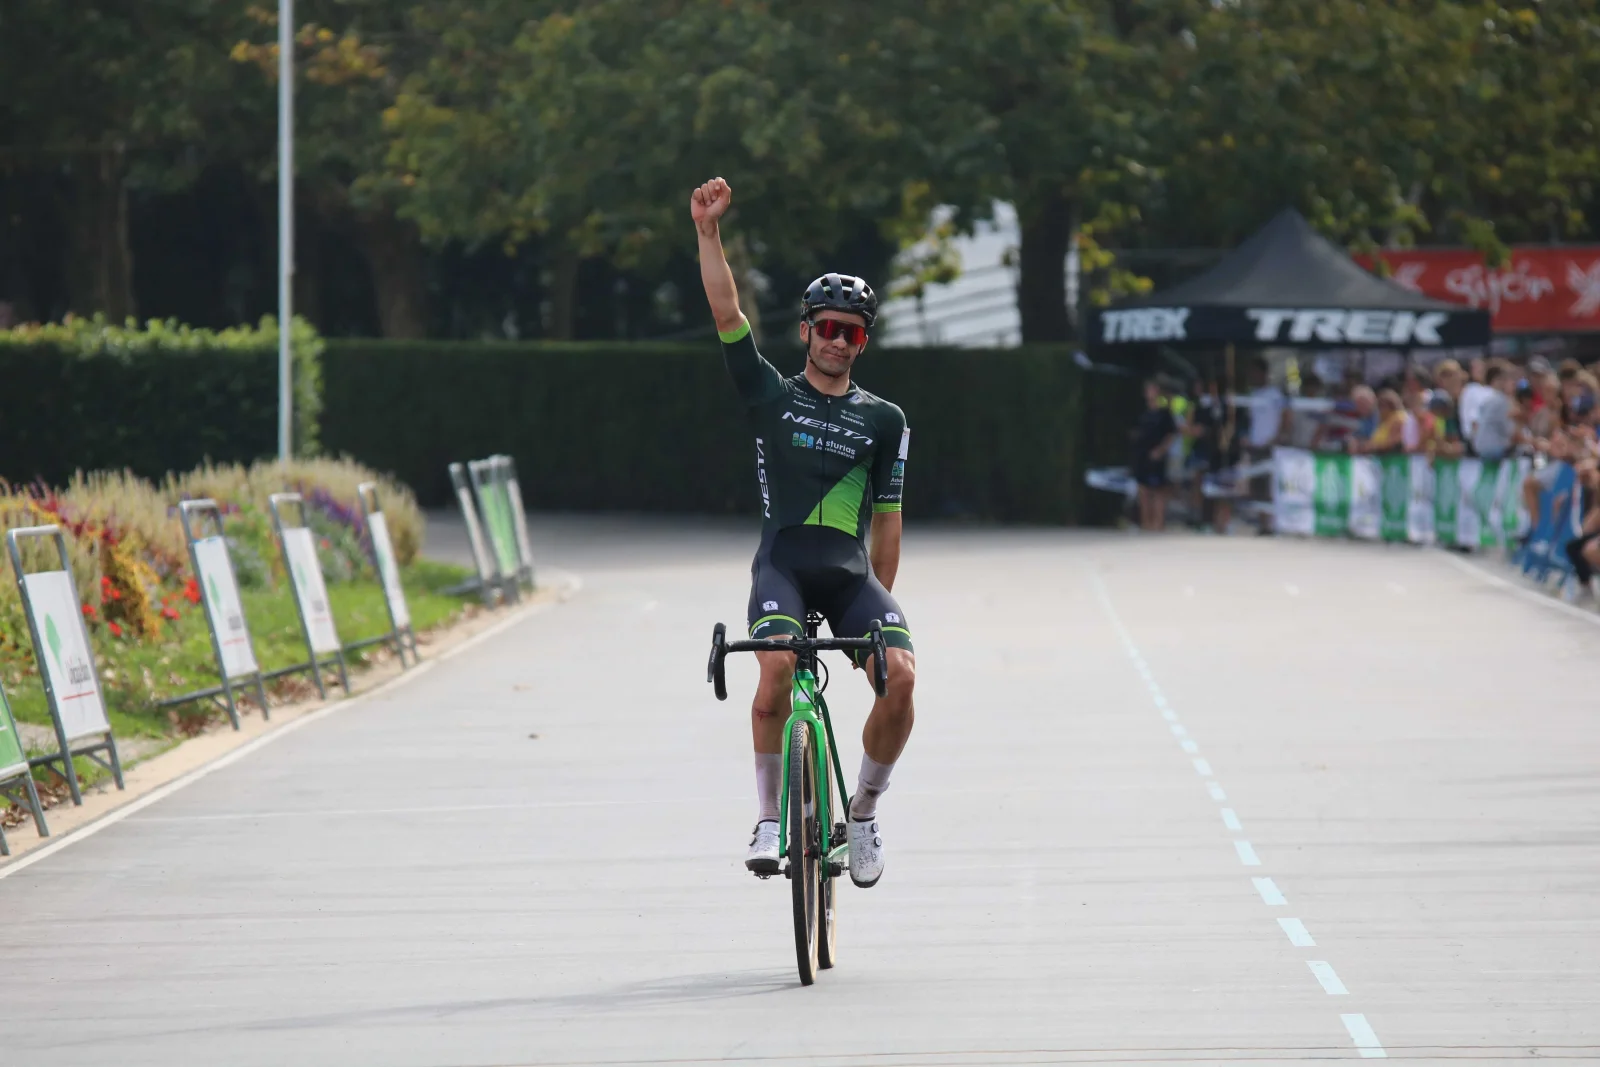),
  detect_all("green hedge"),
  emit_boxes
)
[320,339,1109,523]
[0,316,323,487]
